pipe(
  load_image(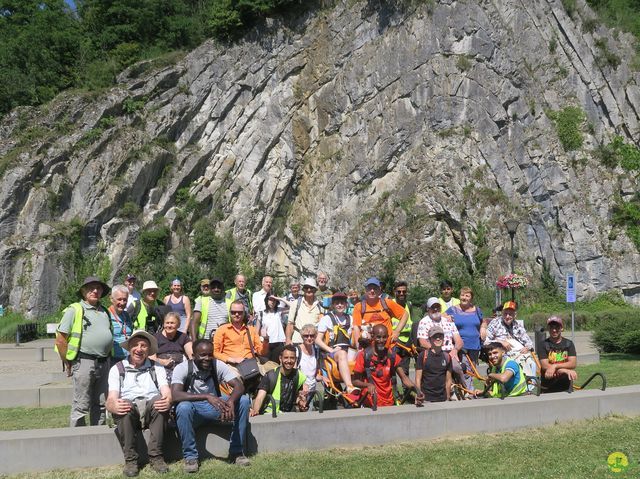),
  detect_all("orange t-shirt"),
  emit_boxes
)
[352,297,406,335]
